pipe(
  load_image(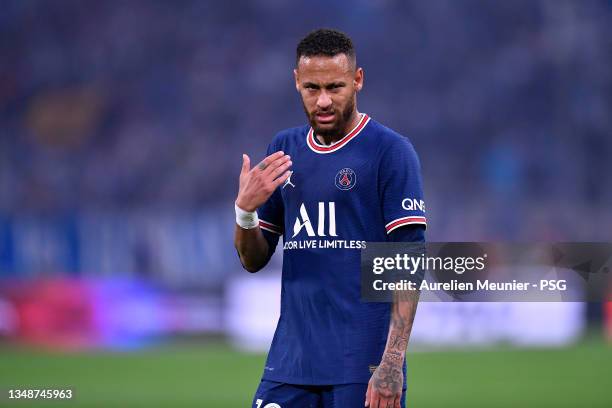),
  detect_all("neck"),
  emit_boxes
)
[317,109,361,145]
